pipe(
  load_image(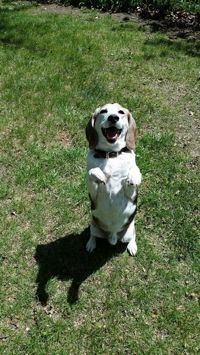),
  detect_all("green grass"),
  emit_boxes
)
[0,3,199,354]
